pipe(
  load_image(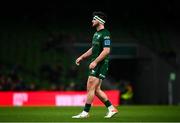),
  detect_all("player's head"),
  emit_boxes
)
[92,11,107,27]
